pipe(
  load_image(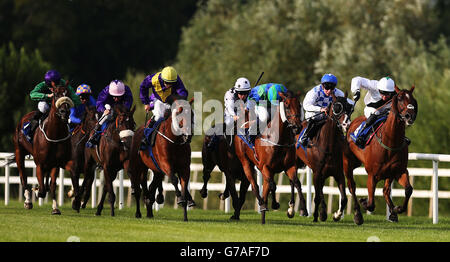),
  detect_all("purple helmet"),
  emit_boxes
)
[44,70,61,86]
